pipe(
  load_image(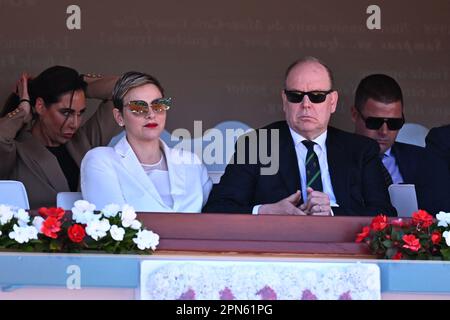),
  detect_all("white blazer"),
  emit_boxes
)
[80,136,212,212]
